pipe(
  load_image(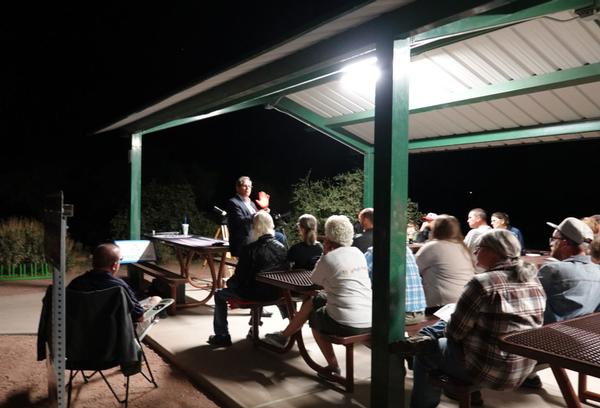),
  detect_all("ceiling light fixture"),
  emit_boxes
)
[341,57,380,95]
